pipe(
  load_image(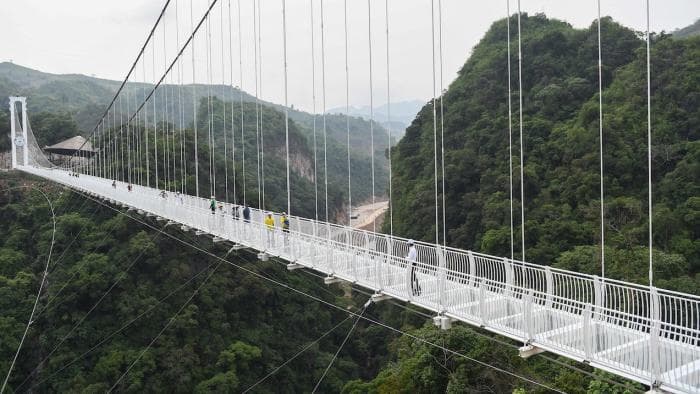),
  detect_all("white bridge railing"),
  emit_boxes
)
[19,166,700,394]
